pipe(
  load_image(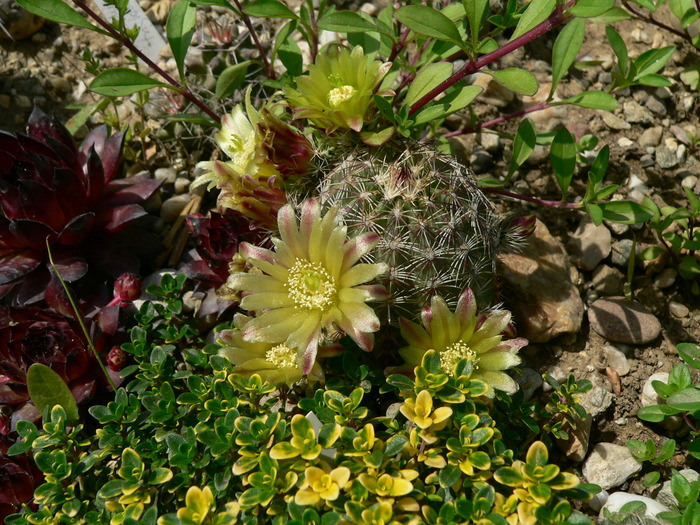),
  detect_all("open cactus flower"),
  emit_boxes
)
[226,198,388,374]
[398,288,527,396]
